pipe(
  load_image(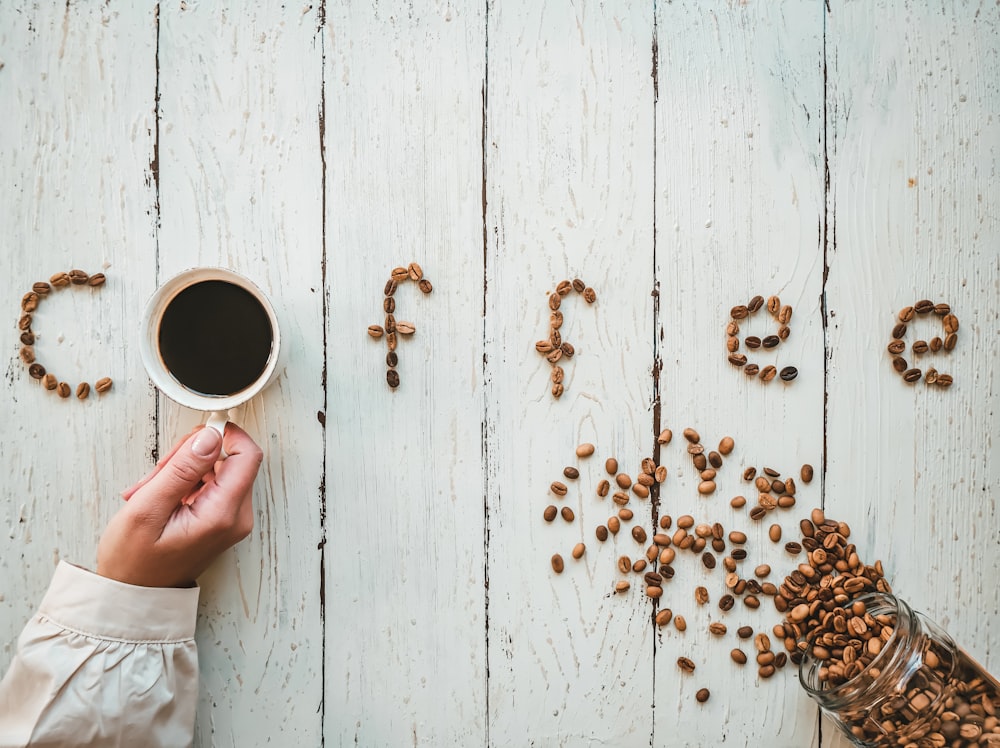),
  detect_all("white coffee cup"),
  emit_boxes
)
[139,267,281,436]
